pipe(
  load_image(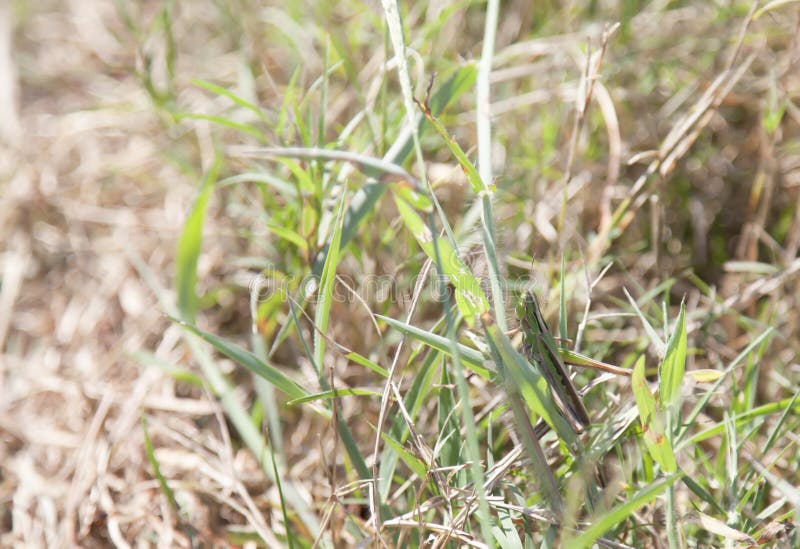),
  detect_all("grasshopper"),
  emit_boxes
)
[516,291,591,434]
